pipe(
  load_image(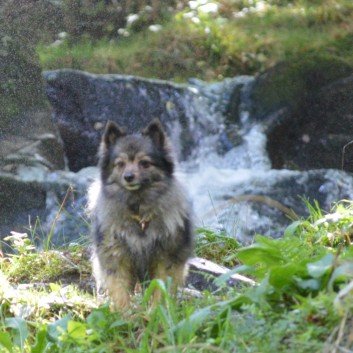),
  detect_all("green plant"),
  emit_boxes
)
[1,231,89,285]
[196,228,241,267]
[1,199,353,352]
